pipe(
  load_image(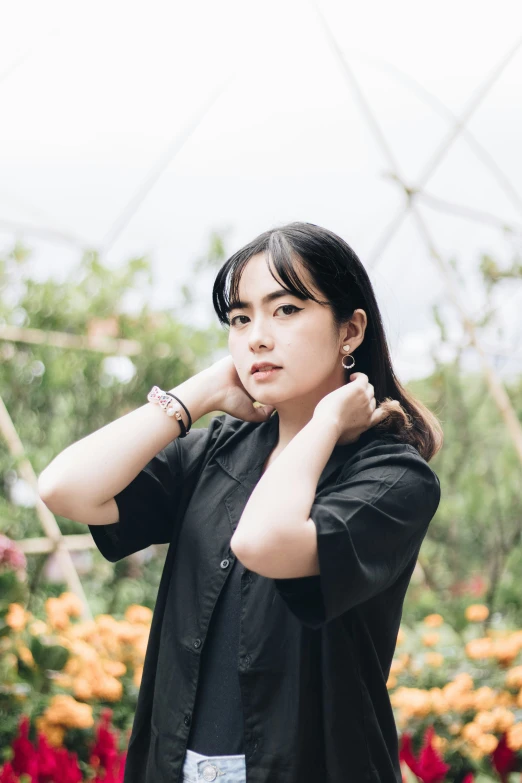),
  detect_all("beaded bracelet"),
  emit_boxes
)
[146,385,192,438]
